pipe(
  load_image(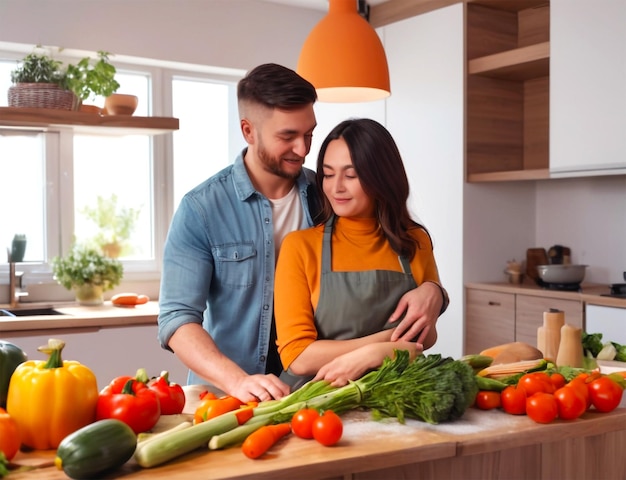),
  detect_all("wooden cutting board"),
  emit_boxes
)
[526,248,548,282]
